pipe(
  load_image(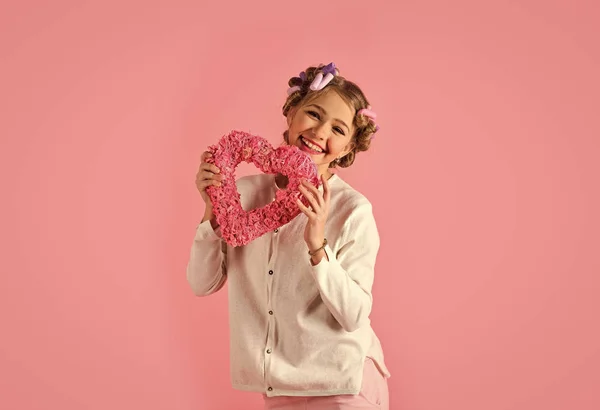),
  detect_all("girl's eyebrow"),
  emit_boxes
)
[306,104,350,132]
